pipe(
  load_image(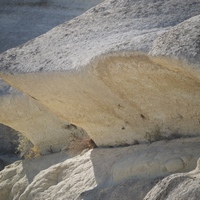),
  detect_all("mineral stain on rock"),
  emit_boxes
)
[0,0,200,199]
